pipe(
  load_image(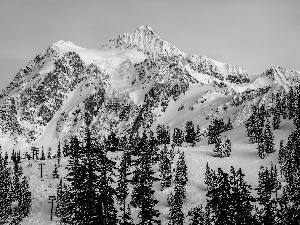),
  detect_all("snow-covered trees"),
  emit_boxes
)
[159,144,172,190]
[213,137,231,158]
[156,124,170,145]
[245,105,266,144]
[116,149,131,225]
[131,131,160,225]
[169,151,188,225]
[206,167,254,224]
[57,130,118,224]
[256,165,281,224]
[257,119,275,159]
[172,127,184,147]
[185,121,196,146]
[0,152,12,223]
